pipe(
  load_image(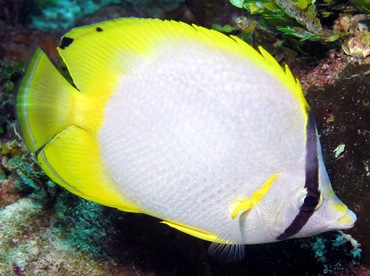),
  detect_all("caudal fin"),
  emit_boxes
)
[16,47,77,153]
[16,48,142,213]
